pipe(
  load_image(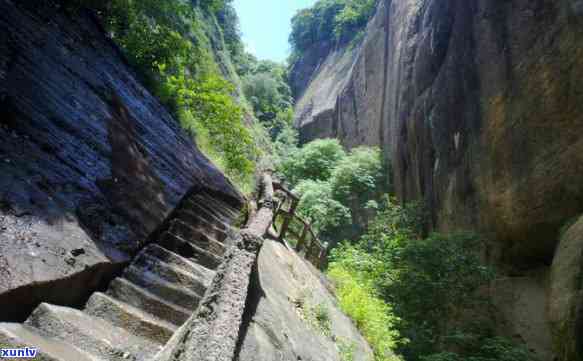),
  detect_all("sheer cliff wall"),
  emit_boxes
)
[292,1,583,359]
